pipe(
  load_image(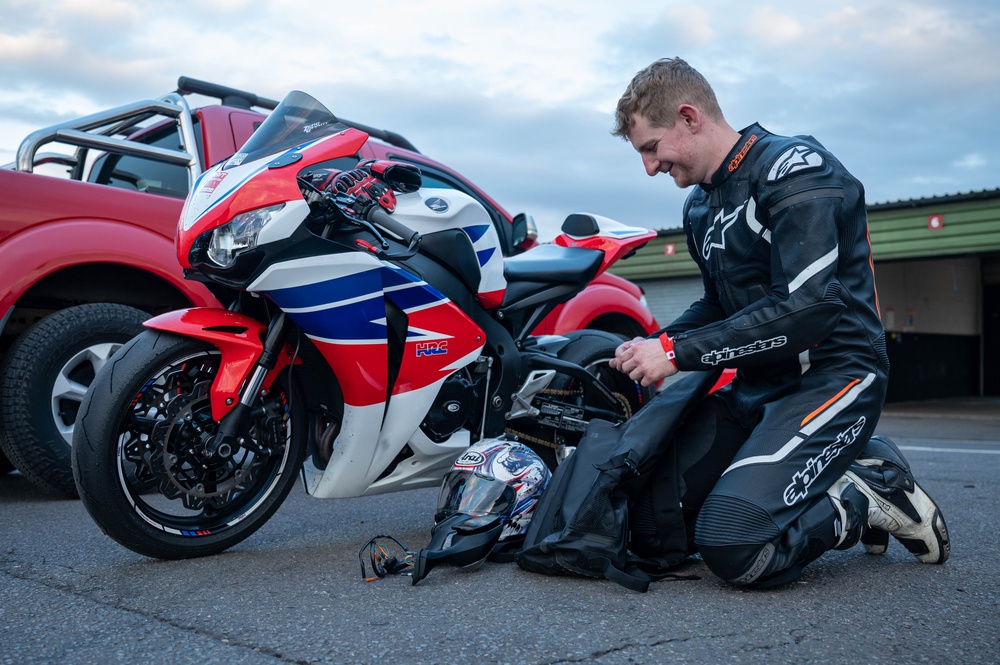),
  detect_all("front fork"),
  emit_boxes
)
[142,307,295,459]
[204,313,292,457]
